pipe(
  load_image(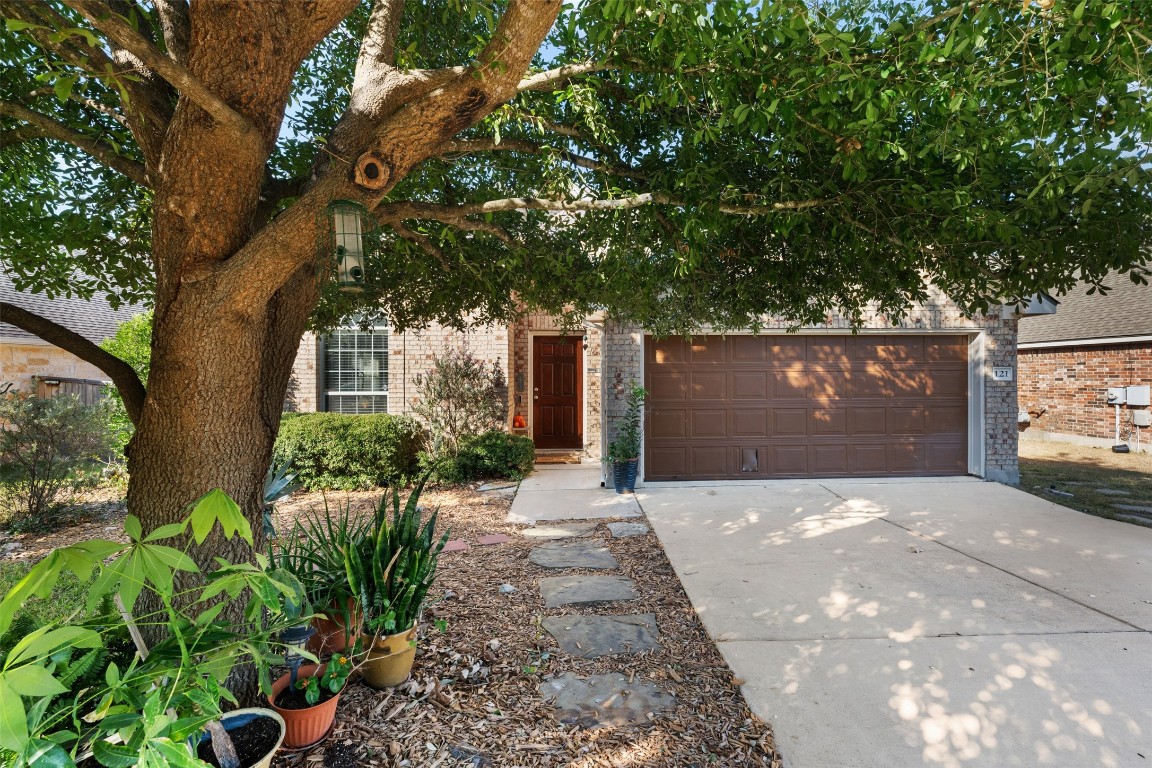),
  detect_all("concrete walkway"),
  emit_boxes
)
[509,470,1152,767]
